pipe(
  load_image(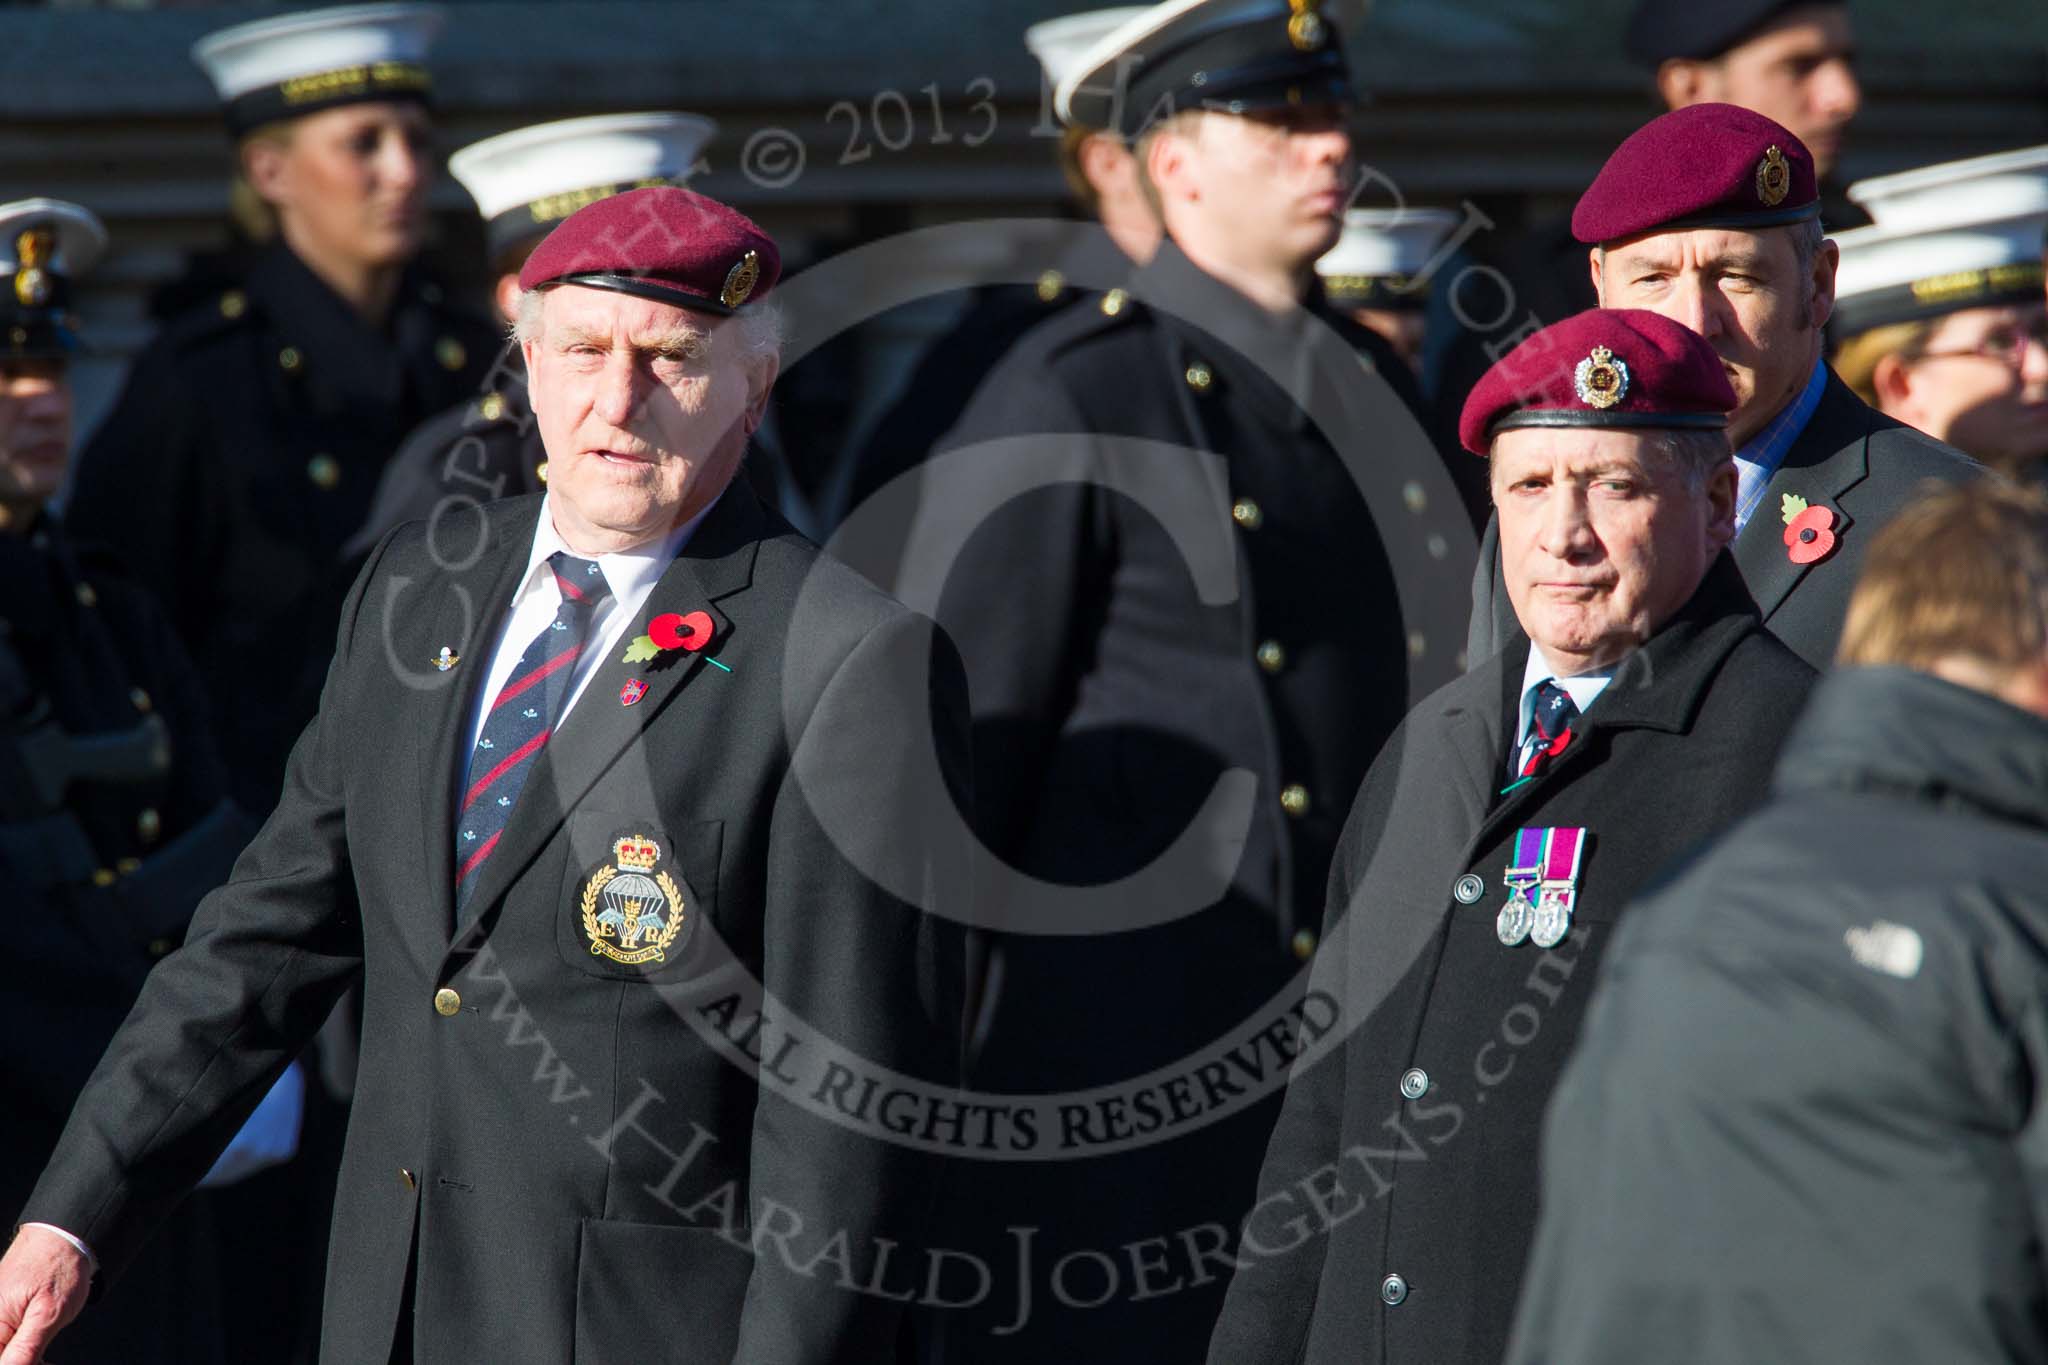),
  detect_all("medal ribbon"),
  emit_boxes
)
[1541,826,1585,889]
